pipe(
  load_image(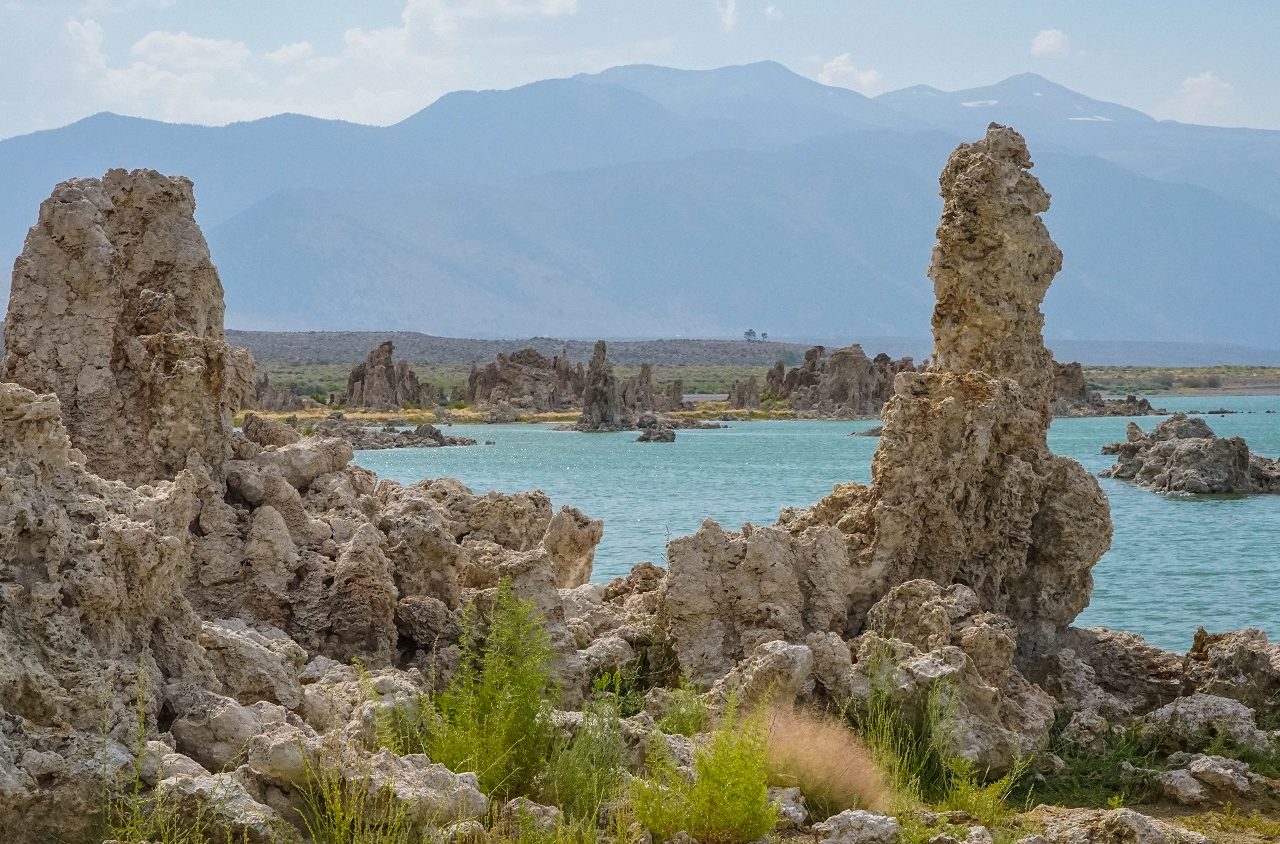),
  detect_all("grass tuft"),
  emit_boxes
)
[763,704,893,817]
[632,700,779,844]
[375,580,558,798]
